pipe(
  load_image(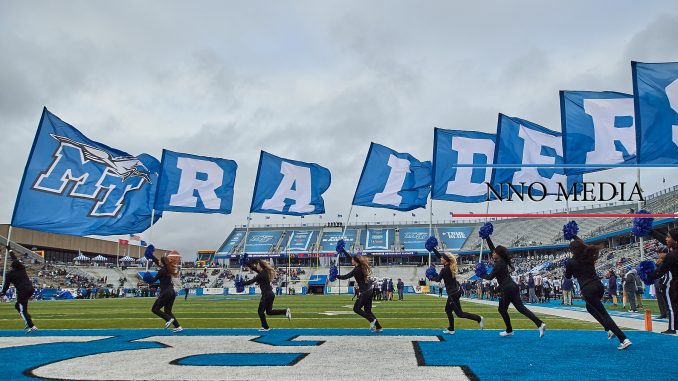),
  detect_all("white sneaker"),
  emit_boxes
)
[499,331,514,337]
[617,339,632,350]
[607,330,614,340]
[370,320,377,331]
[259,327,270,332]
[538,323,546,338]
[479,316,485,330]
[286,308,292,321]
[374,328,383,333]
[172,326,183,333]
[25,326,38,334]
[442,329,455,335]
[164,318,175,329]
